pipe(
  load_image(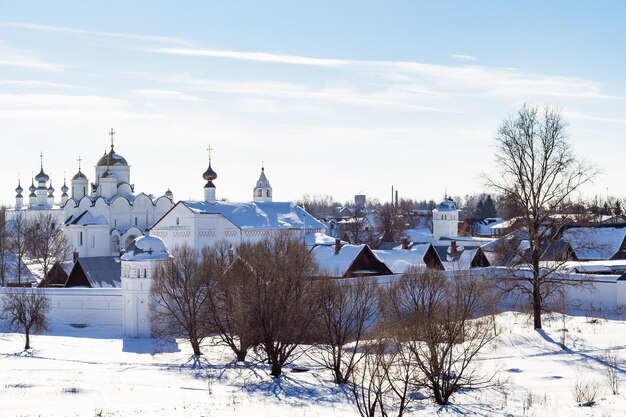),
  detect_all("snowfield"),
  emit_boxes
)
[1,312,625,417]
